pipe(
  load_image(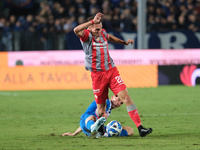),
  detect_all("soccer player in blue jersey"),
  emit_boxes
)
[61,95,133,138]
